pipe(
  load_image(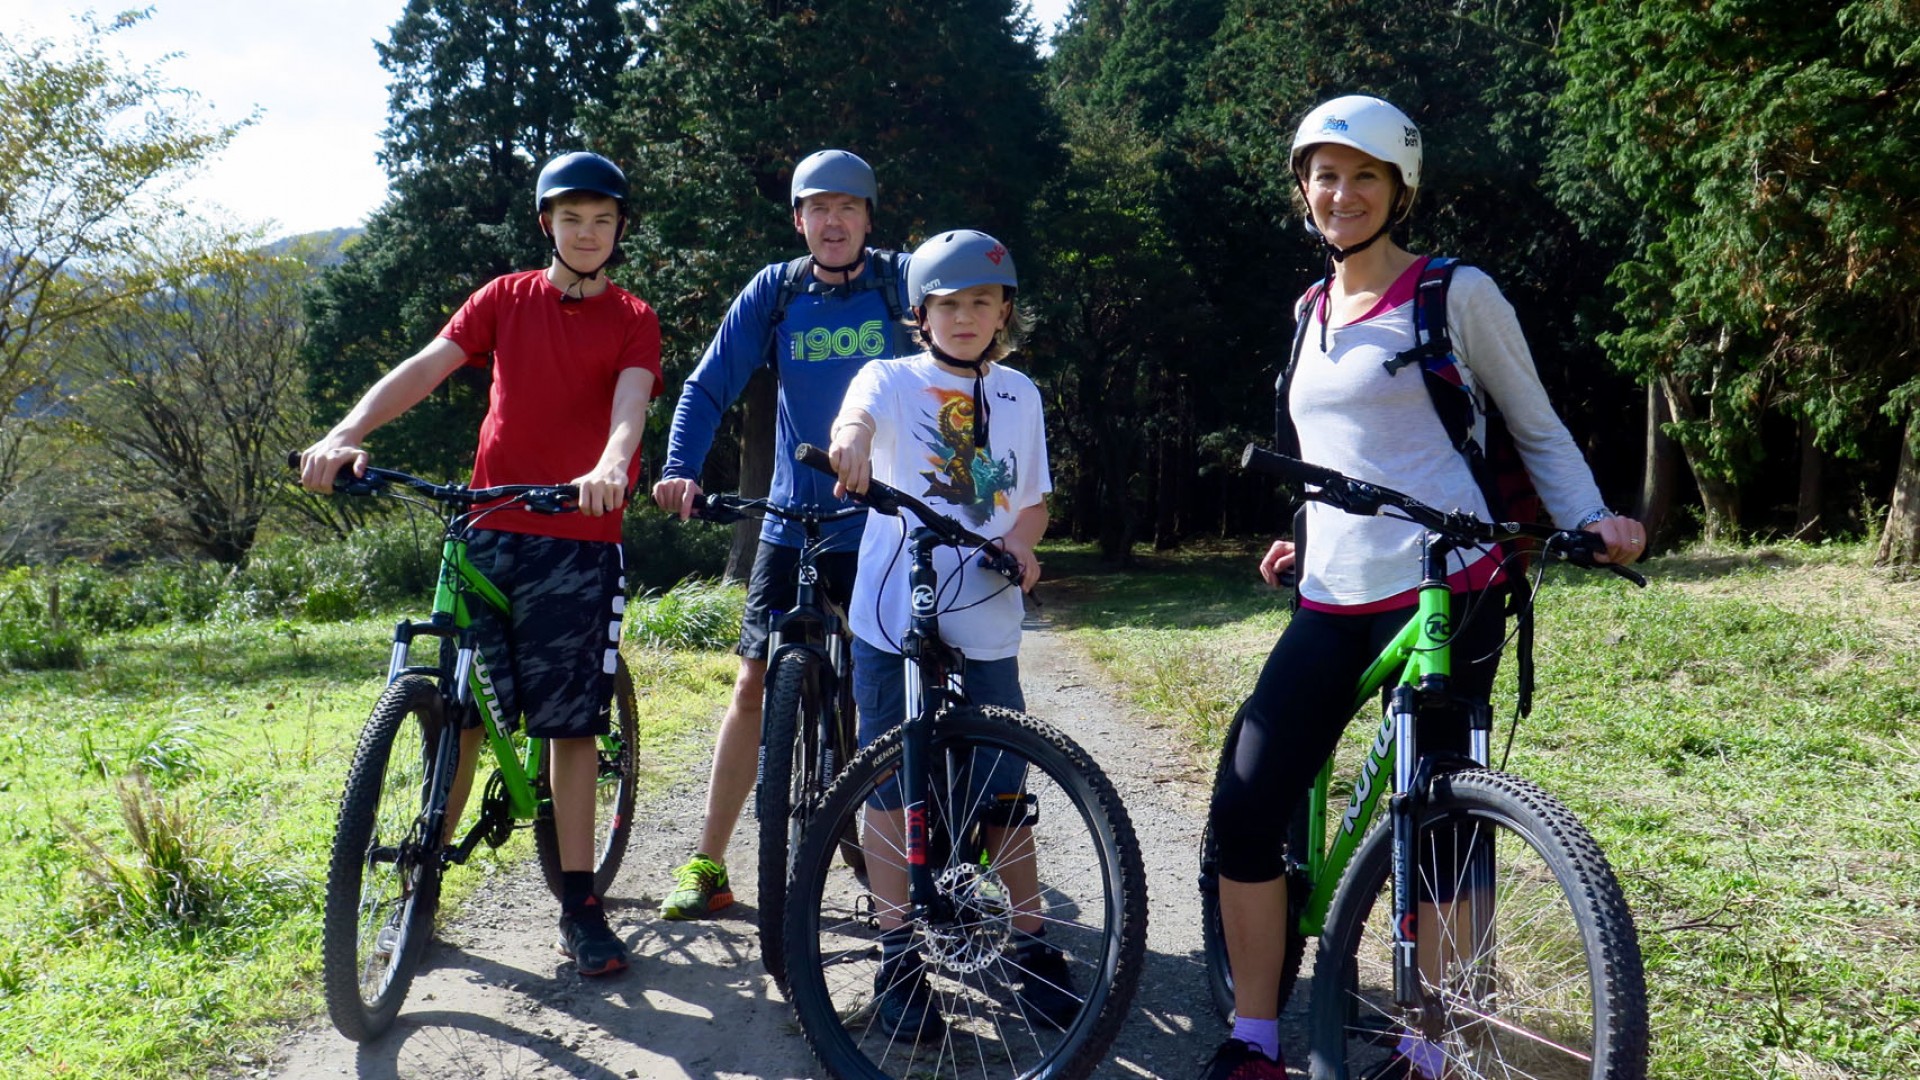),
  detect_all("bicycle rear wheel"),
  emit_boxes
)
[1309,768,1647,1080]
[757,649,825,986]
[536,652,641,898]
[322,674,451,1042]
[1198,811,1308,1024]
[783,704,1148,1080]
